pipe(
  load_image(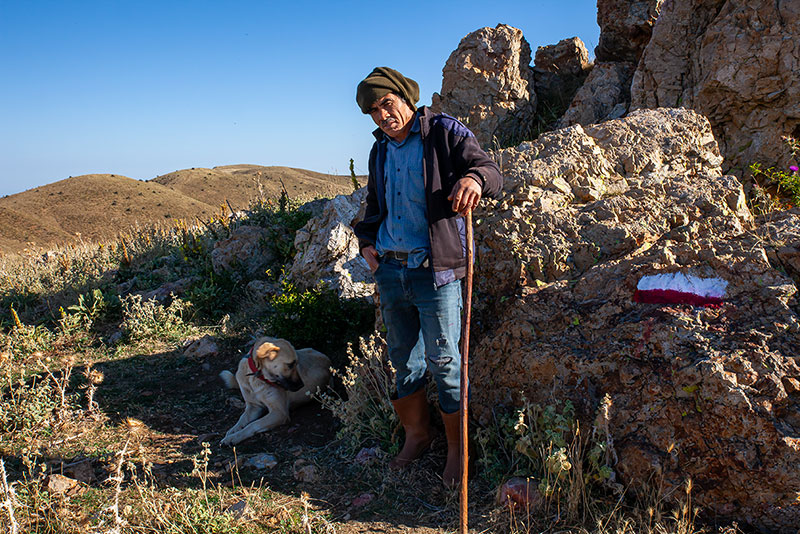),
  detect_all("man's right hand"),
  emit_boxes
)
[361,245,380,273]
